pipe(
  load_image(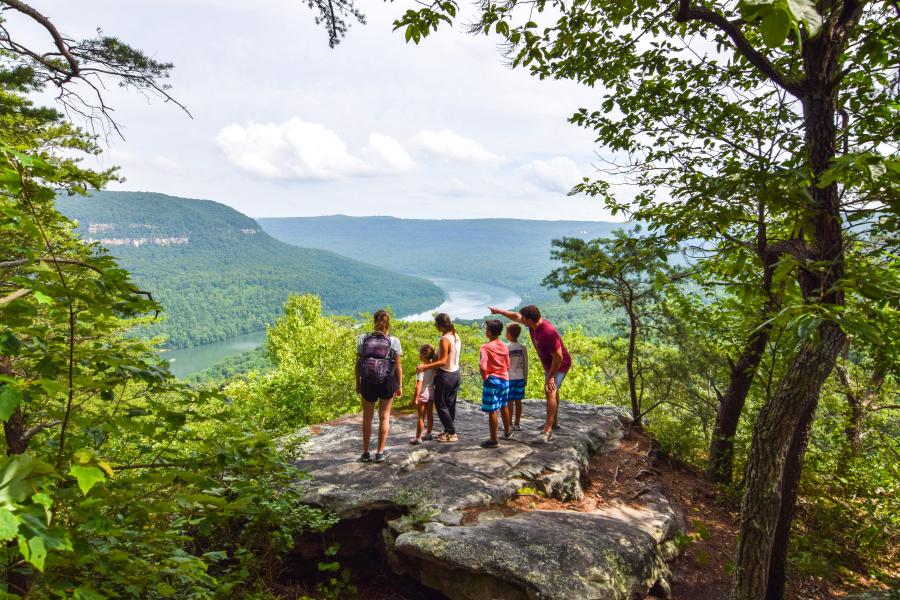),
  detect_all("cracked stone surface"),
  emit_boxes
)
[292,400,683,600]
